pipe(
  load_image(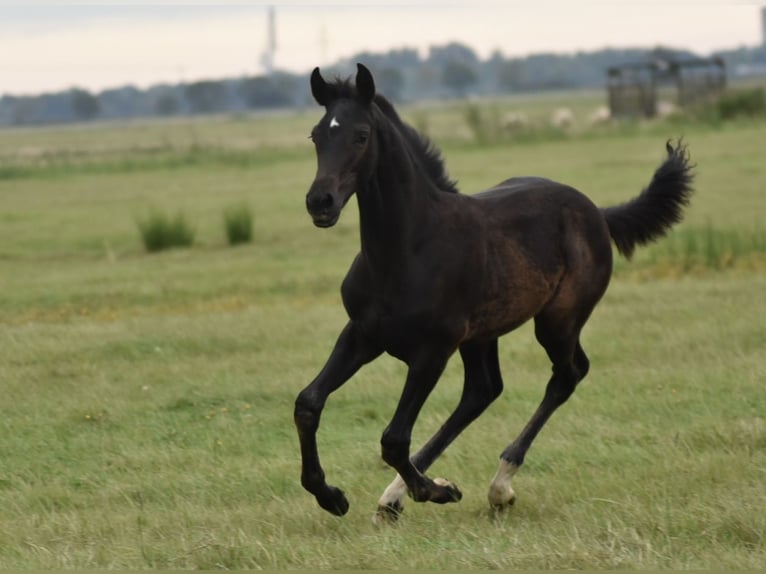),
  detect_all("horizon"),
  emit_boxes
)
[1,3,764,97]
